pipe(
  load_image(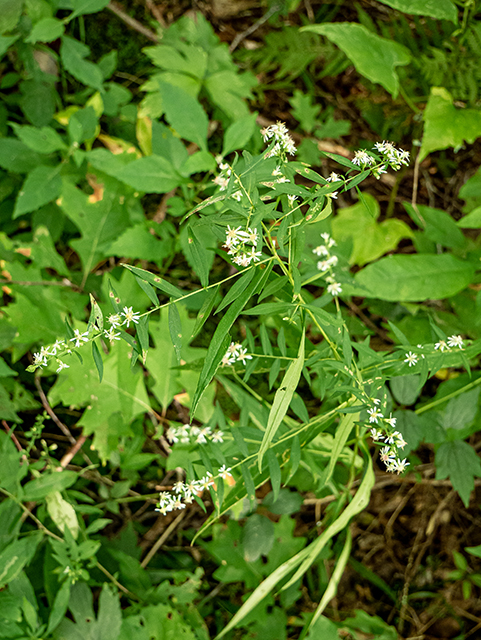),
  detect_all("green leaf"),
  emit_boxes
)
[96,584,122,640]
[46,580,71,635]
[134,276,159,306]
[184,223,210,288]
[191,286,218,339]
[332,193,413,265]
[68,0,111,20]
[26,17,65,43]
[122,264,184,299]
[457,206,481,229]
[168,303,183,364]
[12,124,67,154]
[88,293,104,332]
[243,514,274,562]
[266,449,282,502]
[191,271,263,416]
[22,471,78,501]
[441,388,480,434]
[159,81,208,151]
[258,330,305,472]
[216,269,255,315]
[352,254,475,301]
[390,375,422,405]
[302,23,411,97]
[0,535,42,589]
[222,112,258,156]
[263,488,303,515]
[0,34,19,58]
[403,202,466,249]
[14,165,62,217]
[45,490,79,538]
[0,0,22,34]
[435,440,481,507]
[420,87,481,161]
[92,341,104,382]
[376,0,457,22]
[320,411,358,487]
[60,36,103,90]
[114,155,182,193]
